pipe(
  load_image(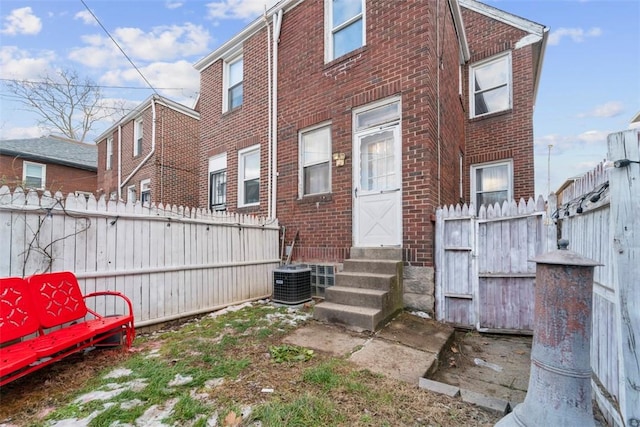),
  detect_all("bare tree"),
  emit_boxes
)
[6,68,125,142]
